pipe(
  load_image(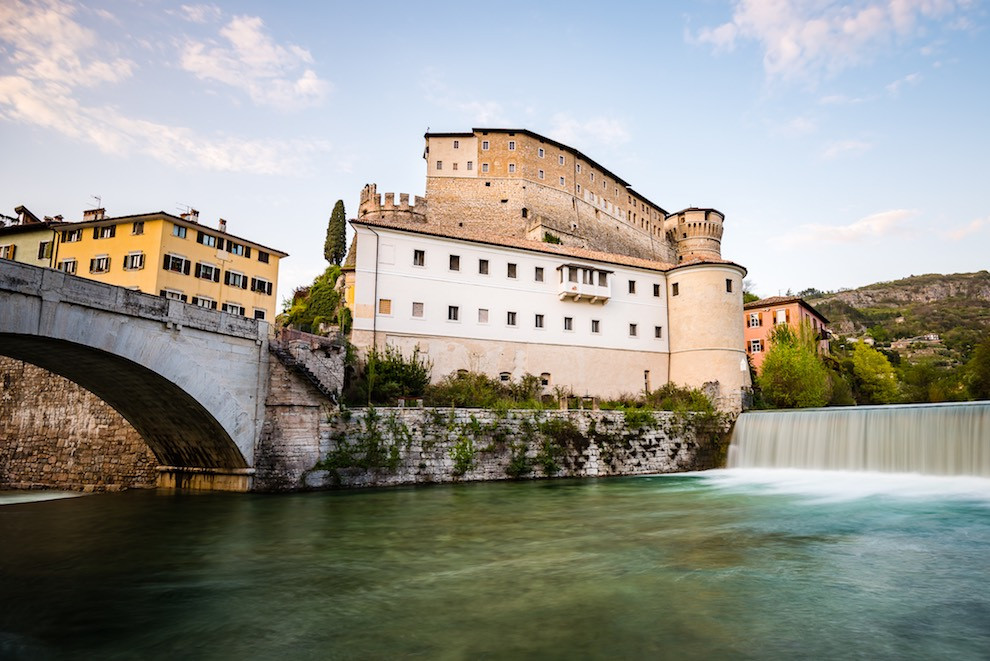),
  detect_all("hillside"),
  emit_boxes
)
[805,271,990,364]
